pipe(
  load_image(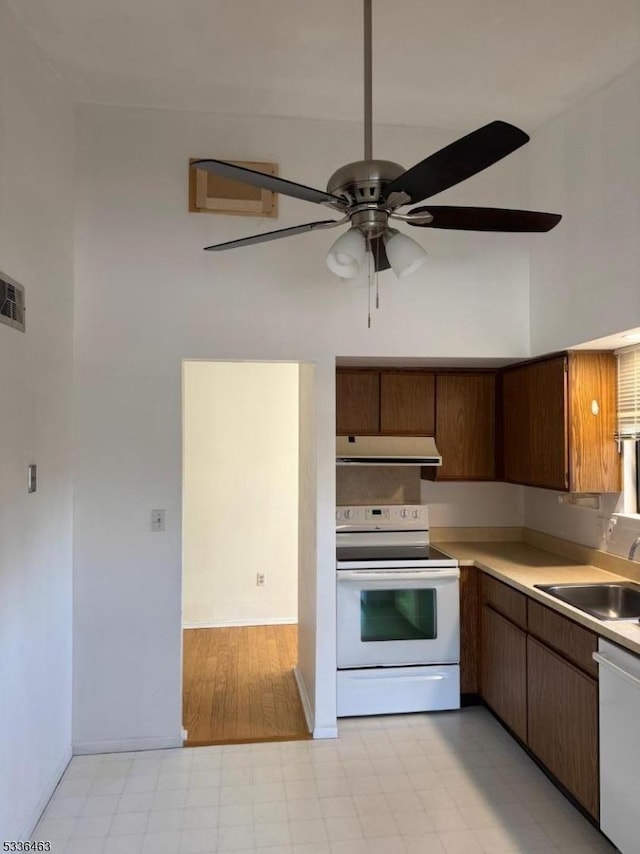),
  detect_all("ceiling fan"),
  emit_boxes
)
[194,0,561,281]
